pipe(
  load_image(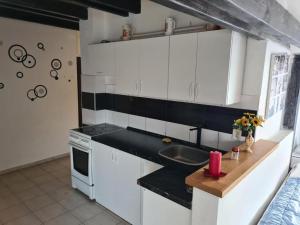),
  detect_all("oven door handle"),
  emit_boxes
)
[69,142,91,152]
